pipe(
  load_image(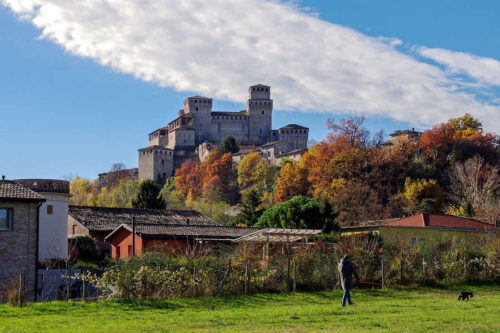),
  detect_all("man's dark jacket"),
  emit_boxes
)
[338,257,360,290]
